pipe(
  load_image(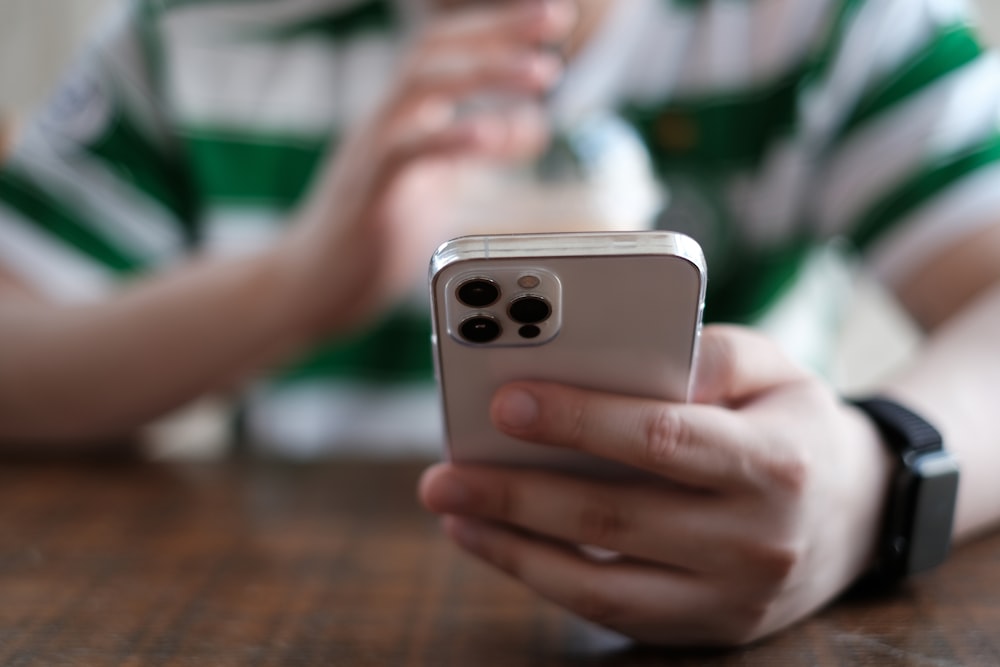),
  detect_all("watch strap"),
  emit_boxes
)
[849,396,959,590]
[852,397,943,459]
